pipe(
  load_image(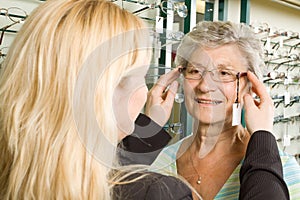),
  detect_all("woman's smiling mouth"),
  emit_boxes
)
[194,98,223,105]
